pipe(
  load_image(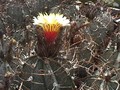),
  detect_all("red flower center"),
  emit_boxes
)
[44,31,58,43]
